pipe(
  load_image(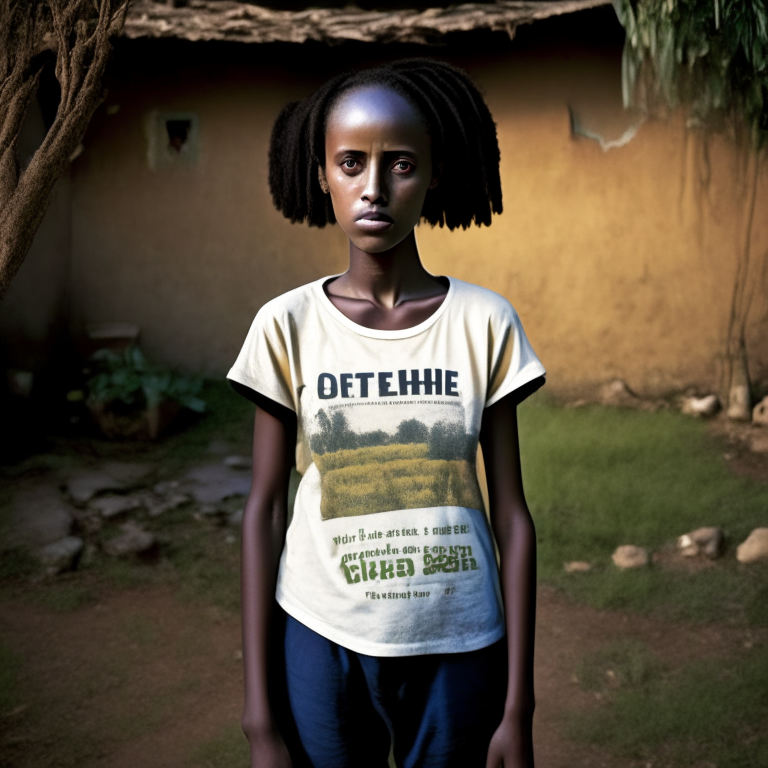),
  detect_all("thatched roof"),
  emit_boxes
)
[123,1,613,45]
